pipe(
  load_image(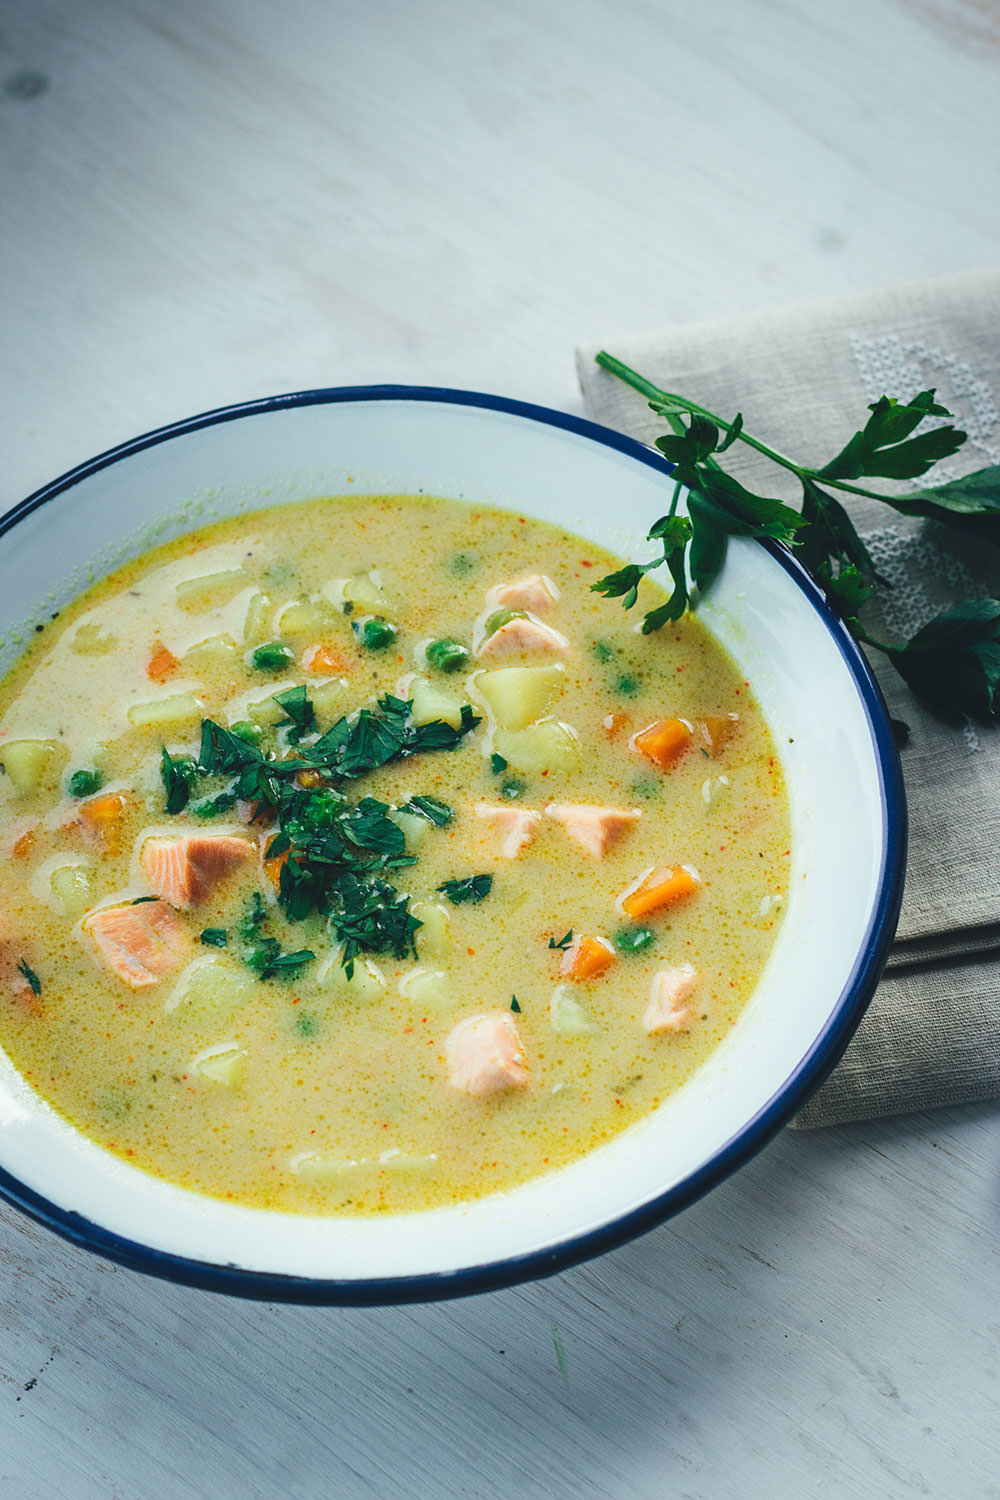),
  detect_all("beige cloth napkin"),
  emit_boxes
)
[576,269,1000,1127]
